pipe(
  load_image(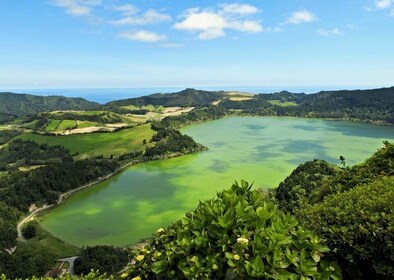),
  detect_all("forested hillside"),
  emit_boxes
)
[275,141,394,279]
[107,88,224,107]
[105,86,394,124]
[0,92,99,116]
